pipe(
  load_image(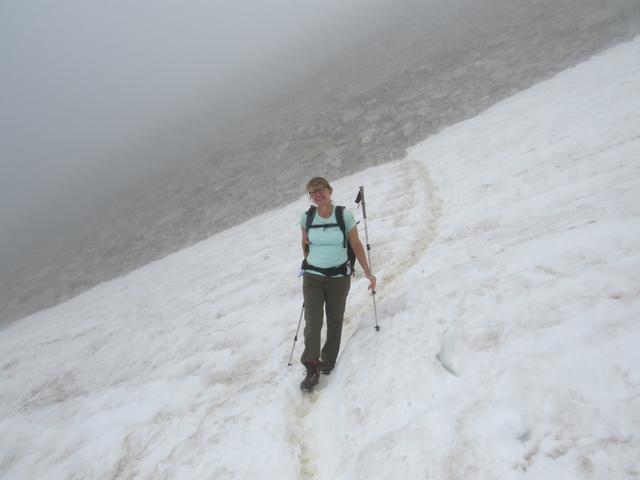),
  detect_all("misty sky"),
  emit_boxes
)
[0,0,397,238]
